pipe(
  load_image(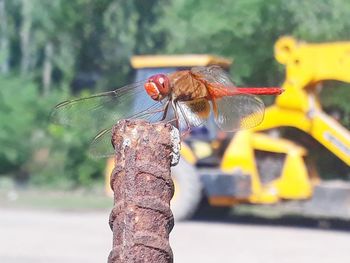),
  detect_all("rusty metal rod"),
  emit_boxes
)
[108,119,180,263]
